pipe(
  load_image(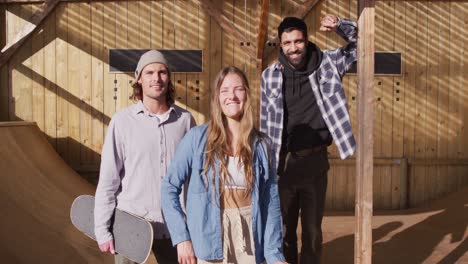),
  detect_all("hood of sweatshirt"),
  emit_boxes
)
[278,41,323,96]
